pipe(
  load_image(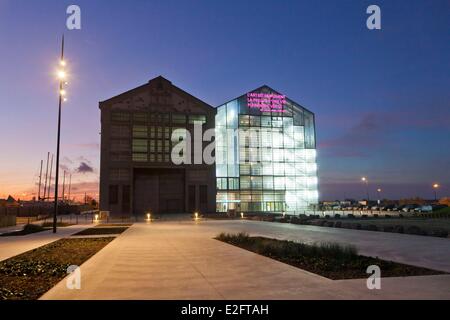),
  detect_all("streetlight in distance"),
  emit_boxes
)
[433,183,440,202]
[53,35,68,234]
[361,177,370,204]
